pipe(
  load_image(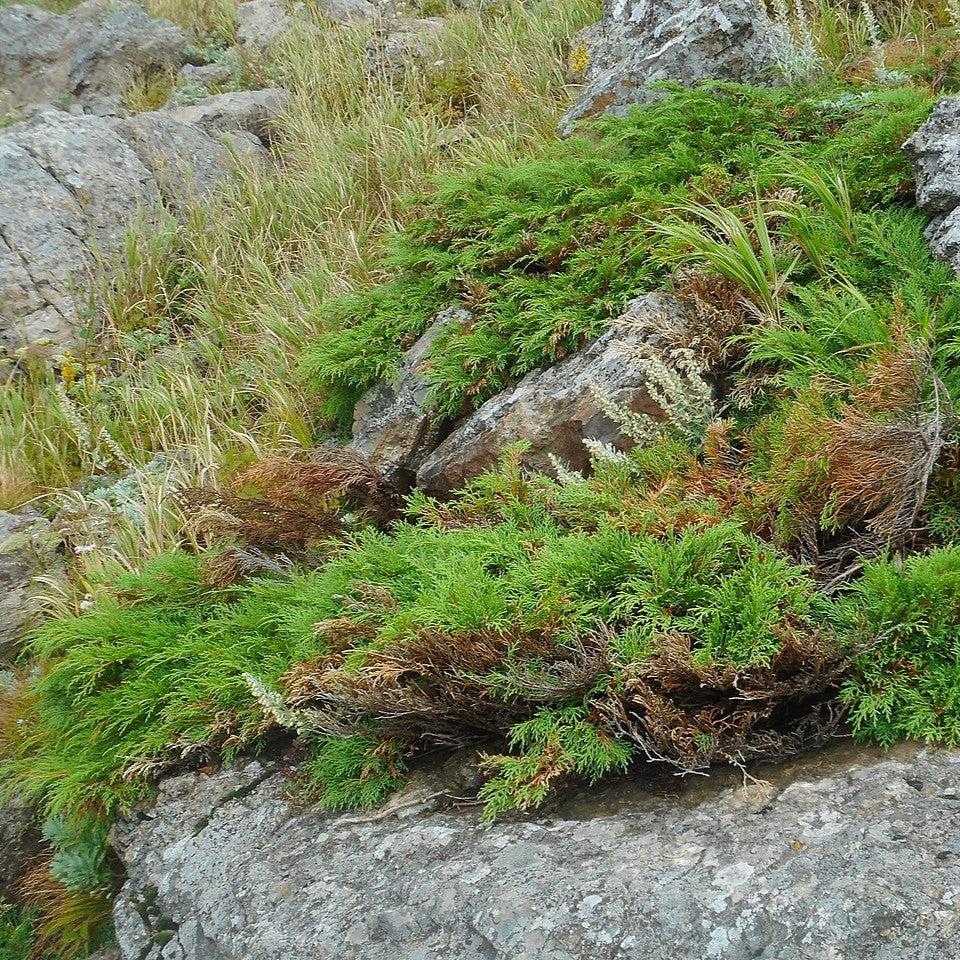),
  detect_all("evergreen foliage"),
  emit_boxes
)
[5,76,960,839]
[300,83,932,426]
